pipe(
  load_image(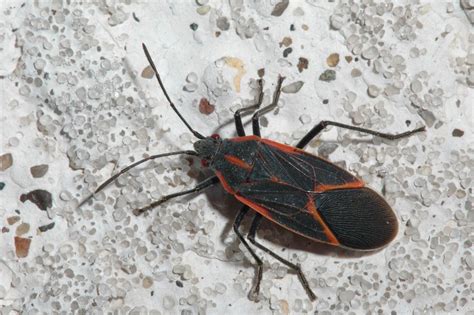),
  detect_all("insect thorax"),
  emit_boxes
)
[193,137,222,161]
